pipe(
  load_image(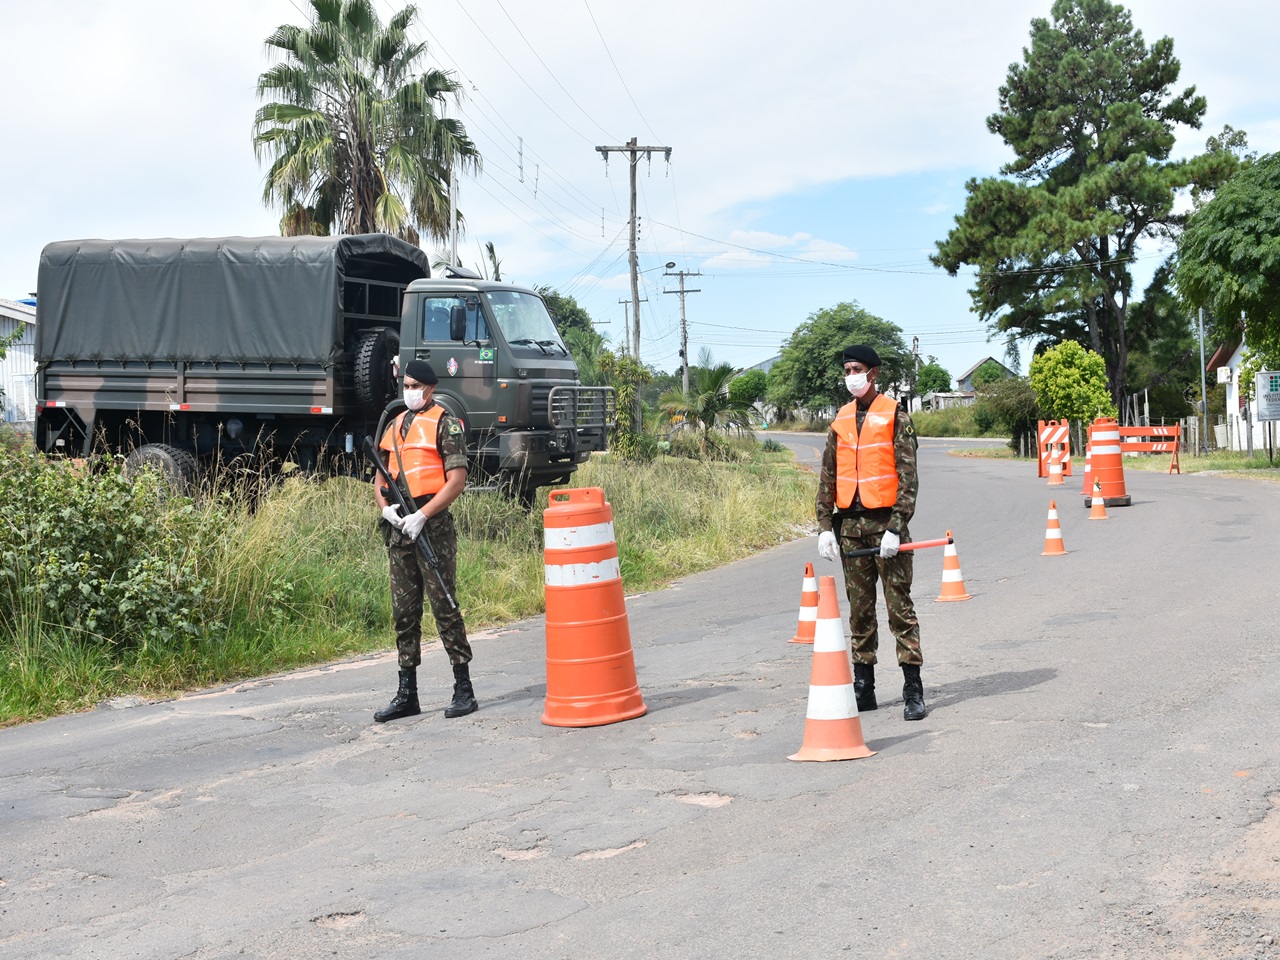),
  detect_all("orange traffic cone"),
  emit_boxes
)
[935,530,971,601]
[1047,445,1065,486]
[789,577,875,762]
[1041,500,1067,556]
[790,562,819,644]
[1088,480,1109,520]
